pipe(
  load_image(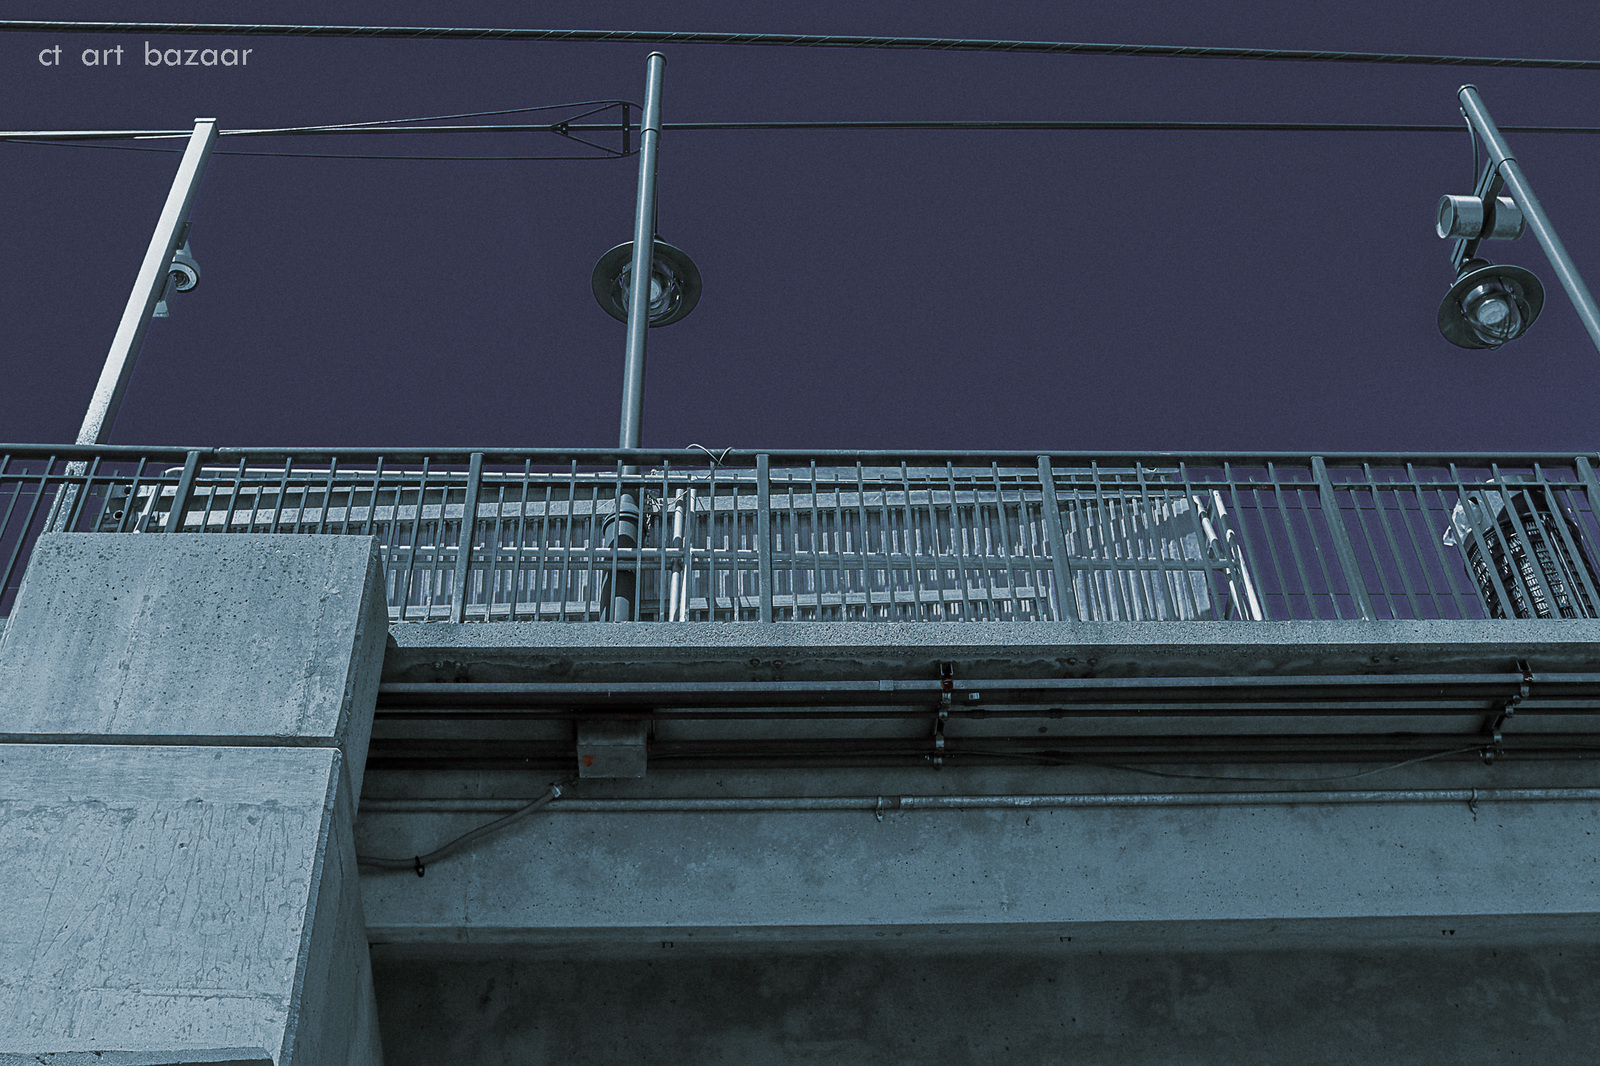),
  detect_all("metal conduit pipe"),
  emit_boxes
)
[361,787,1600,815]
